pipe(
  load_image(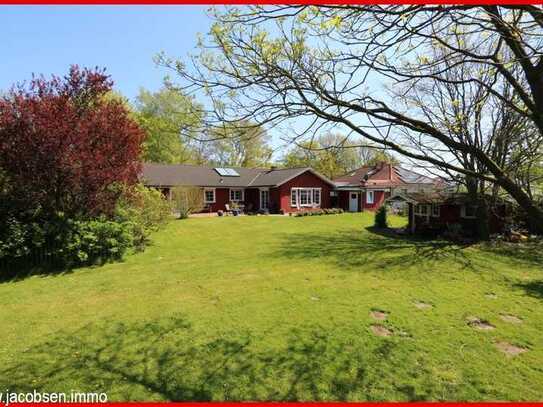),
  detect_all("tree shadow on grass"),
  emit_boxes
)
[513,280,543,300]
[274,227,473,272]
[0,265,76,285]
[0,315,446,401]
[478,241,543,267]
[0,246,142,284]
